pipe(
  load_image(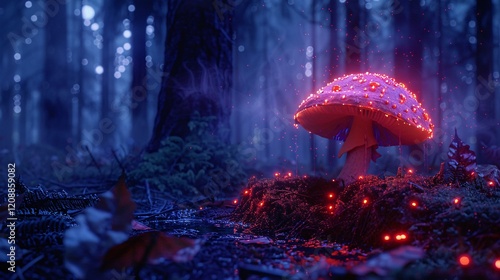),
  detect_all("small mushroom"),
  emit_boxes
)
[294,72,434,185]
